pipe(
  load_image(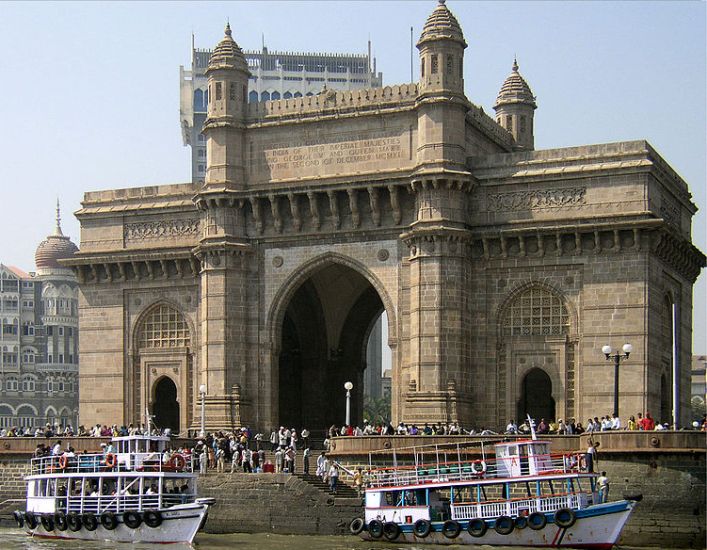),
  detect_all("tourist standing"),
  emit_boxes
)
[597,471,610,503]
[328,463,339,494]
[585,440,598,473]
[303,447,311,474]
